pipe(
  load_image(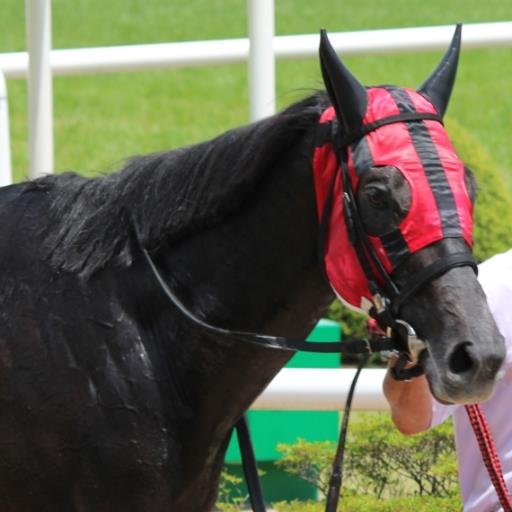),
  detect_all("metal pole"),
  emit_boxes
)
[248,0,275,121]
[26,0,53,179]
[0,69,12,186]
